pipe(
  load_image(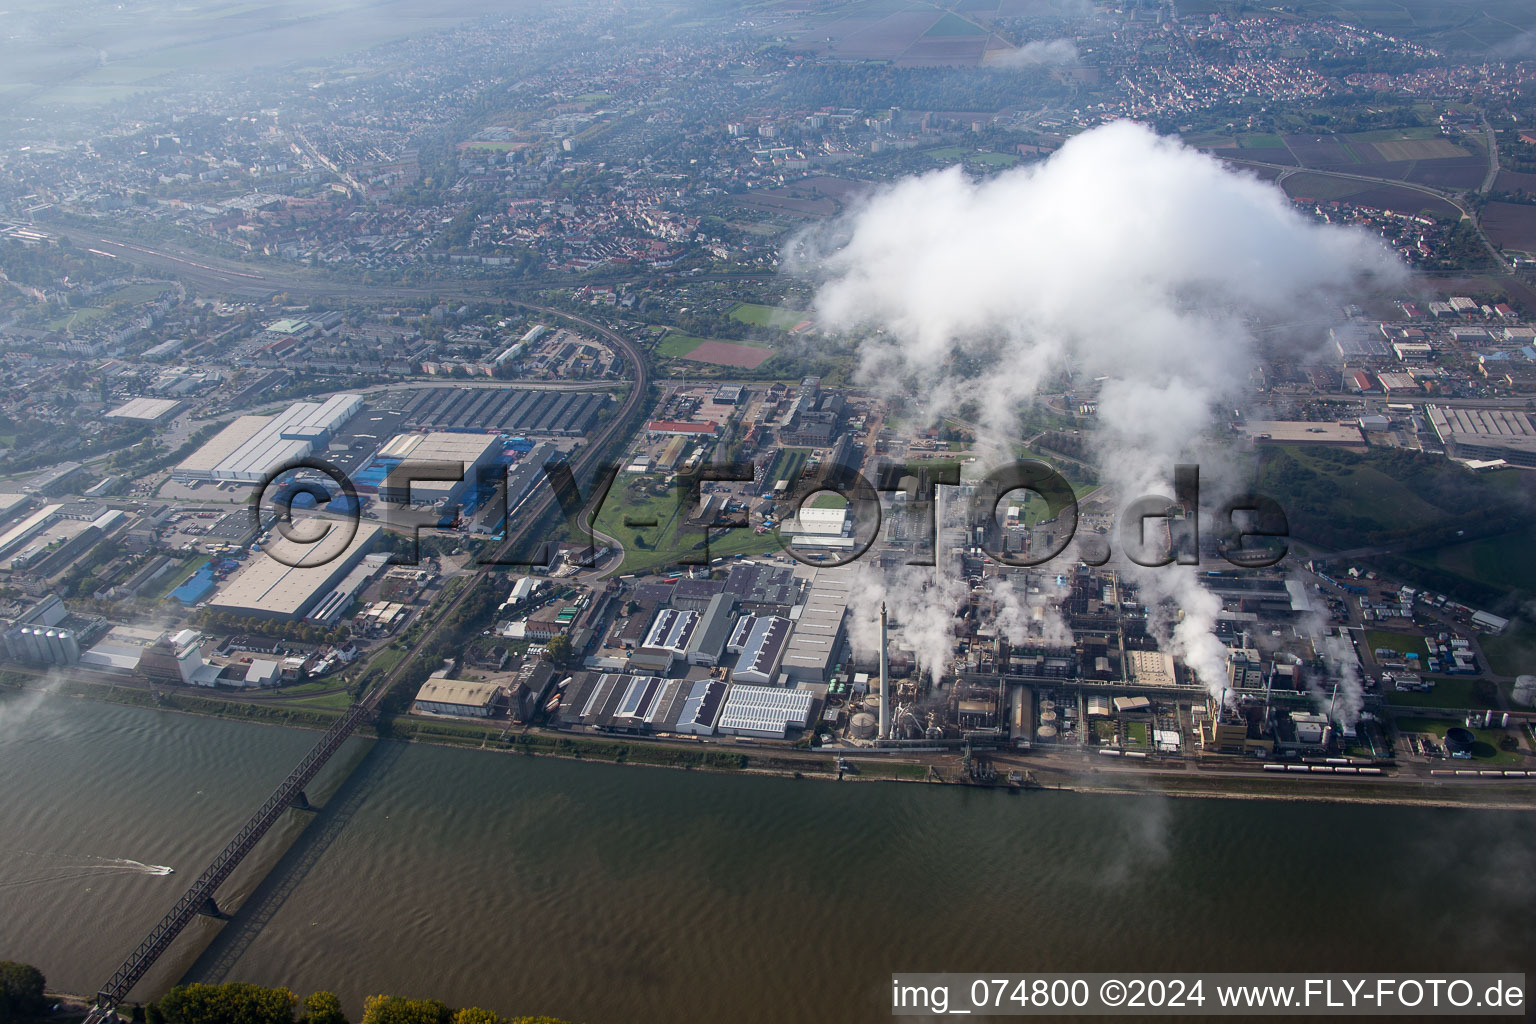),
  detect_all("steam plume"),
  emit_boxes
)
[793,121,1403,701]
